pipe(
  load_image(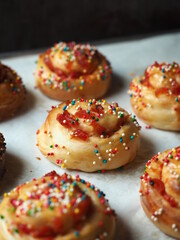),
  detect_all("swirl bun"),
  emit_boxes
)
[0,133,6,178]
[129,62,180,130]
[35,42,112,101]
[0,62,26,121]
[0,171,116,240]
[140,146,180,239]
[36,98,140,172]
